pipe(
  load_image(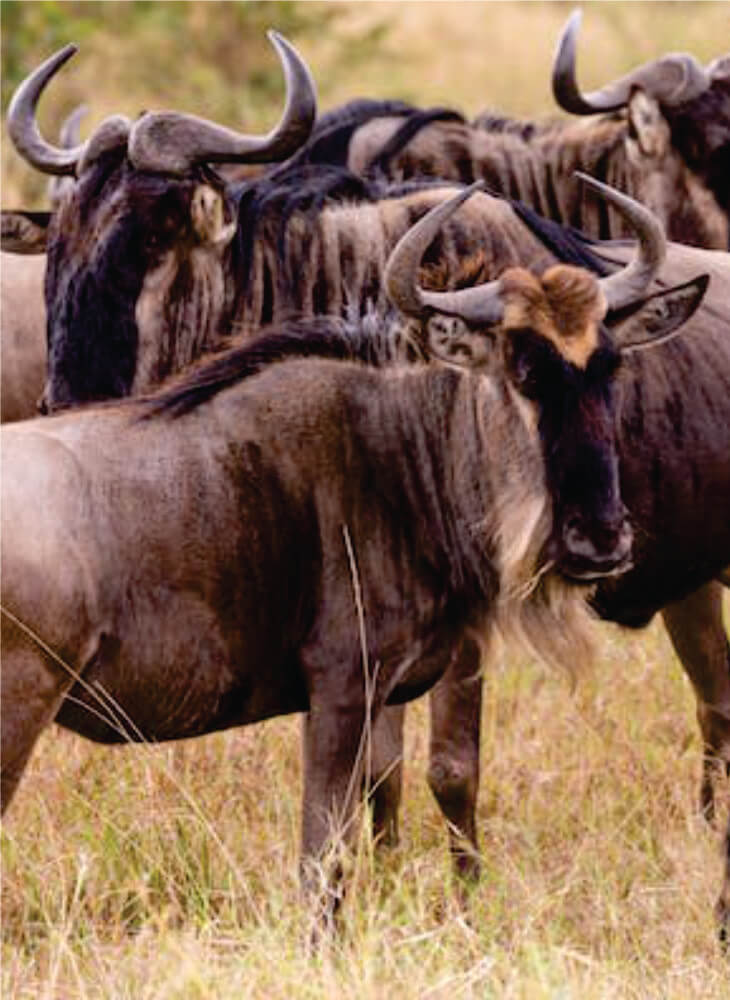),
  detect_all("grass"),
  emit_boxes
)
[3,609,730,997]
[2,1,730,994]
